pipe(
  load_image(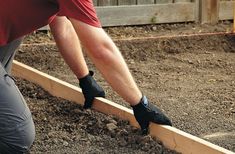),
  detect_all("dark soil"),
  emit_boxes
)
[14,23,235,153]
[16,79,176,154]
